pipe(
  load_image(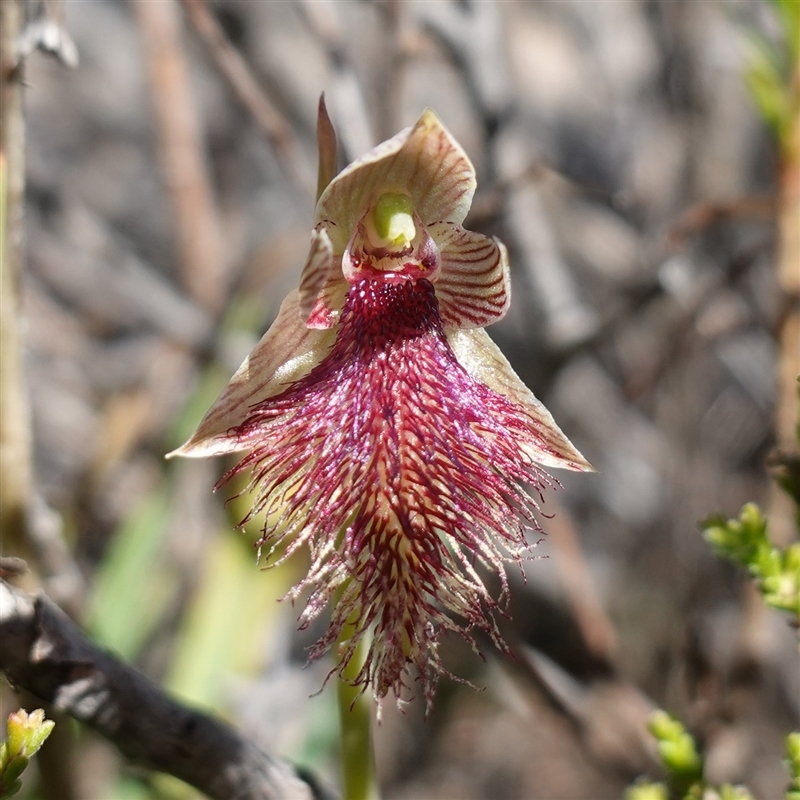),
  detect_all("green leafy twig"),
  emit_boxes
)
[702,503,800,621]
[0,709,54,799]
[628,496,799,799]
[629,16,800,800]
[648,711,704,797]
[626,711,755,800]
[787,732,800,800]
